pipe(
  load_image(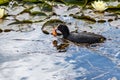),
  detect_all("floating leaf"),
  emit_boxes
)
[67,5,78,11]
[8,20,32,25]
[0,28,3,33]
[107,3,120,15]
[7,6,25,16]
[4,29,13,32]
[97,20,106,23]
[42,19,65,34]
[8,22,35,32]
[71,9,117,23]
[30,11,47,16]
[110,20,120,29]
[70,14,96,23]
[15,12,47,23]
[49,0,65,4]
[42,19,65,27]
[15,13,31,21]
[23,2,35,9]
[0,0,9,5]
[23,0,41,2]
[64,0,88,7]
[38,2,53,12]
